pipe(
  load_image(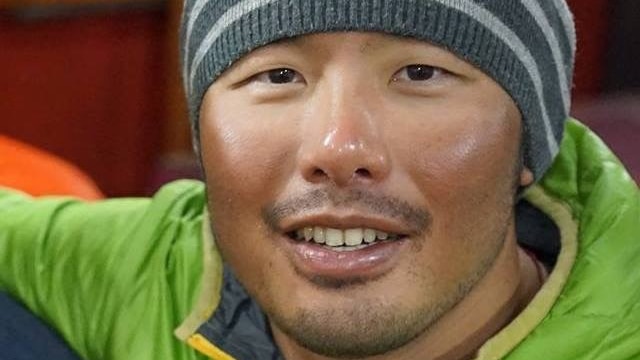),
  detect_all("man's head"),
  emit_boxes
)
[182,0,575,181]
[180,1,575,358]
